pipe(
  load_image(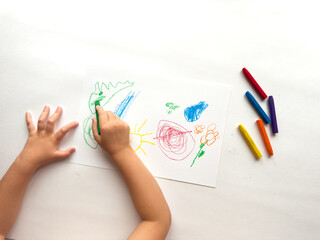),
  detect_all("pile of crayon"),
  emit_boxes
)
[239,68,278,159]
